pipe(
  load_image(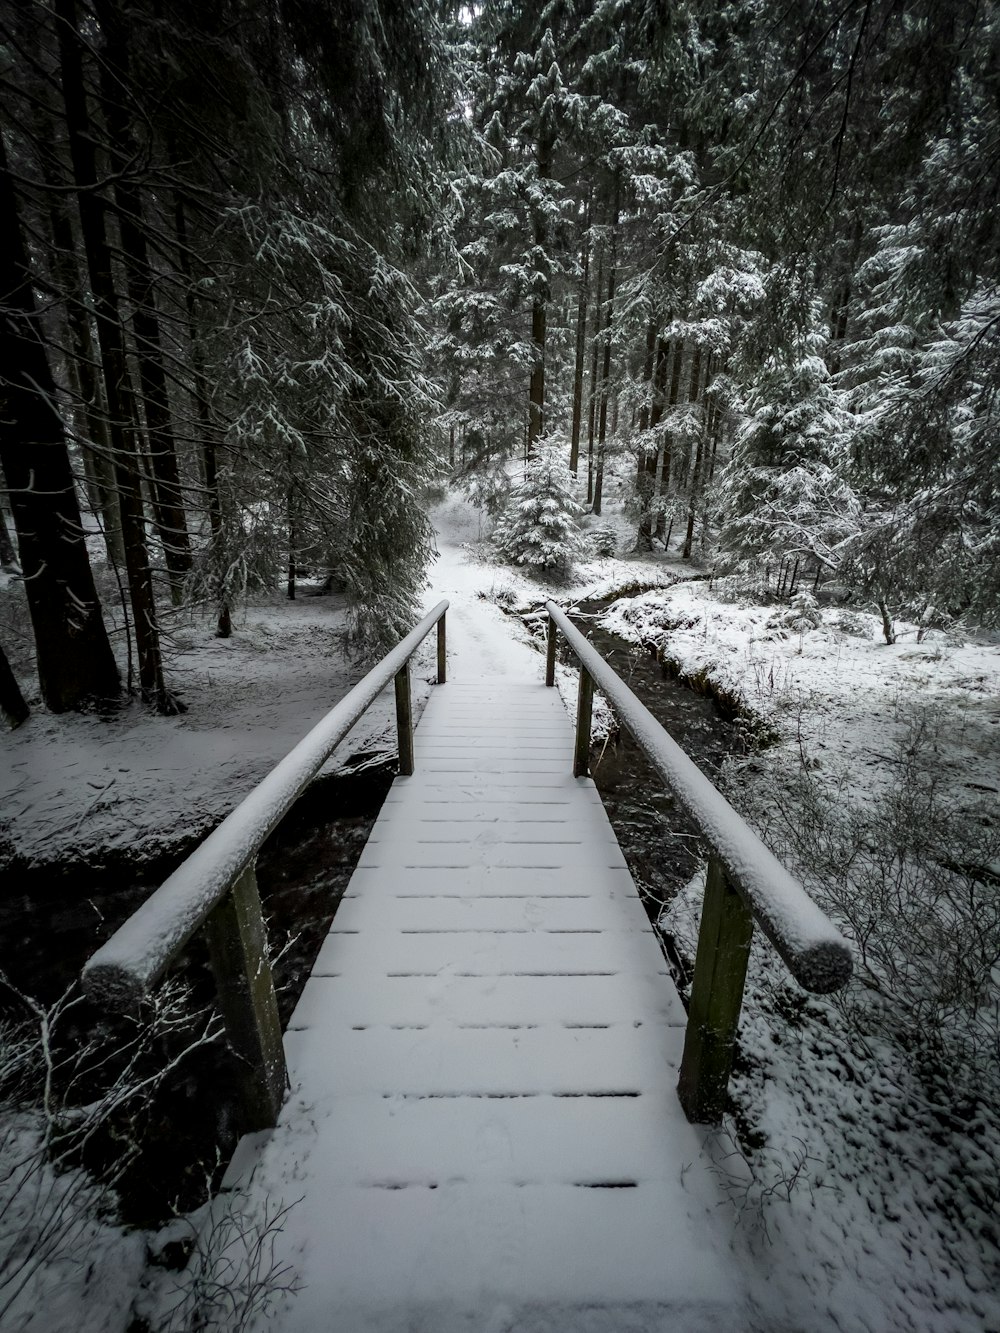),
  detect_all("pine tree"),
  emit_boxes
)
[493,436,586,577]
